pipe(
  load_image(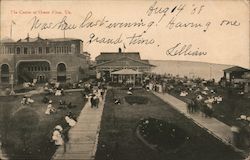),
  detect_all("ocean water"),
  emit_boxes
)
[149,60,234,82]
